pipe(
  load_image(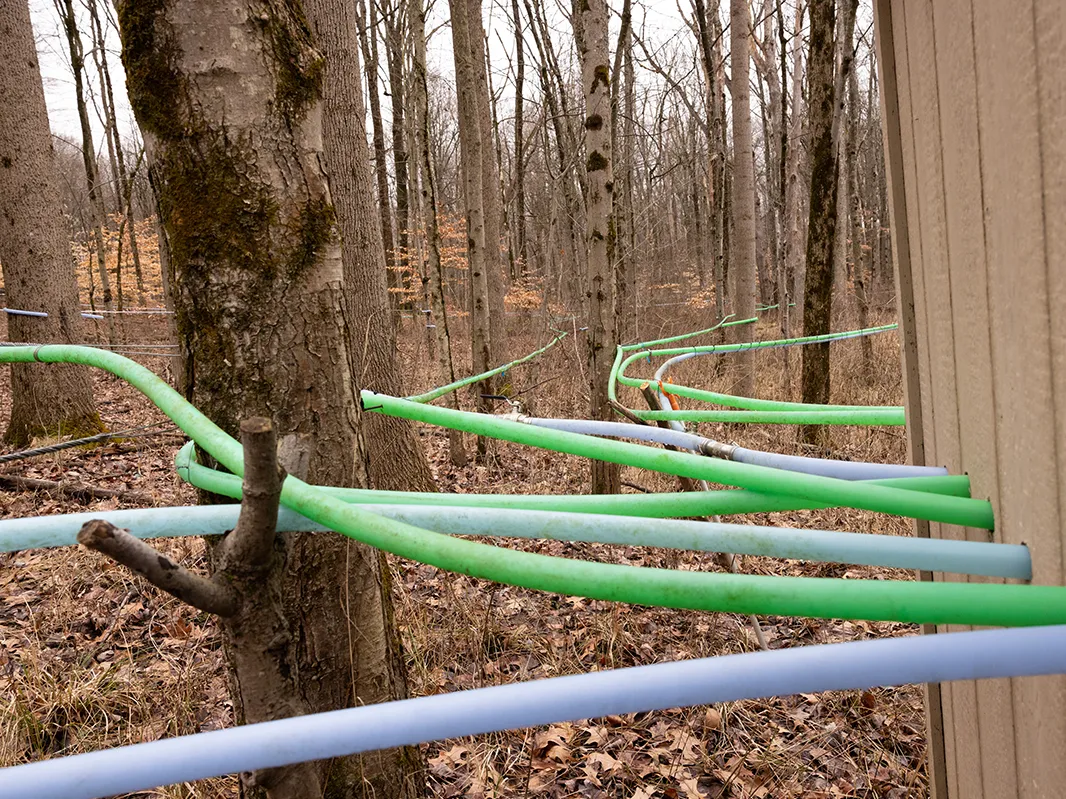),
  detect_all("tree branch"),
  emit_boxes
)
[77,519,240,616]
